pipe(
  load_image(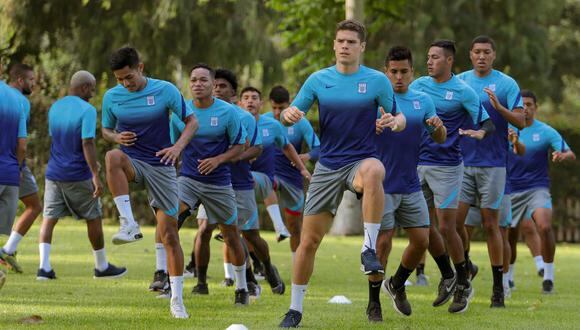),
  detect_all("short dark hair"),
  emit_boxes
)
[471,35,496,51]
[336,19,366,42]
[521,90,537,104]
[8,63,33,82]
[385,46,413,67]
[215,68,238,92]
[430,39,456,58]
[110,47,140,71]
[240,86,262,99]
[269,85,290,103]
[190,63,215,78]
